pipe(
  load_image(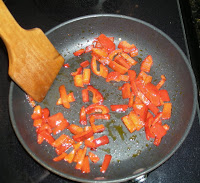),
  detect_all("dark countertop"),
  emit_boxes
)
[0,0,199,183]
